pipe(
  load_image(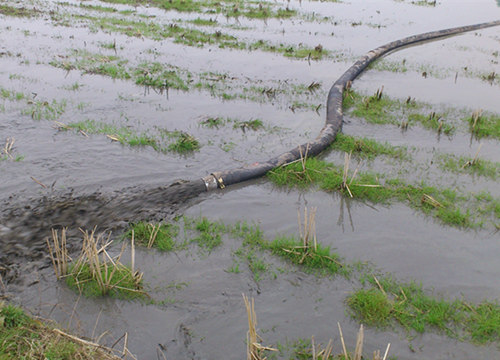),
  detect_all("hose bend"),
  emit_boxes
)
[203,20,500,192]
